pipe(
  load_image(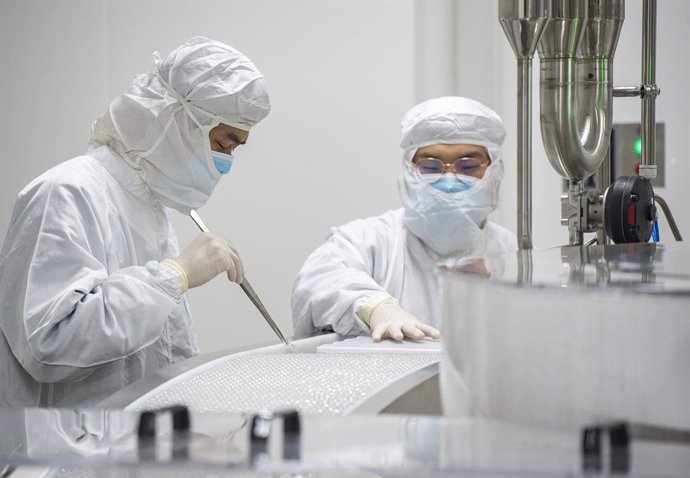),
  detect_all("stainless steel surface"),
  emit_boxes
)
[561,182,606,246]
[593,154,610,245]
[536,0,587,59]
[6,410,688,477]
[655,194,684,241]
[498,0,551,59]
[498,0,552,250]
[586,0,624,246]
[578,0,624,58]
[641,0,658,173]
[538,0,624,182]
[189,210,289,345]
[188,209,209,233]
[500,1,674,246]
[250,409,300,463]
[516,248,534,284]
[587,191,604,233]
[611,1,660,182]
[561,180,586,245]
[584,235,598,246]
[516,58,534,250]
[238,281,288,345]
[502,0,670,246]
[613,85,642,97]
